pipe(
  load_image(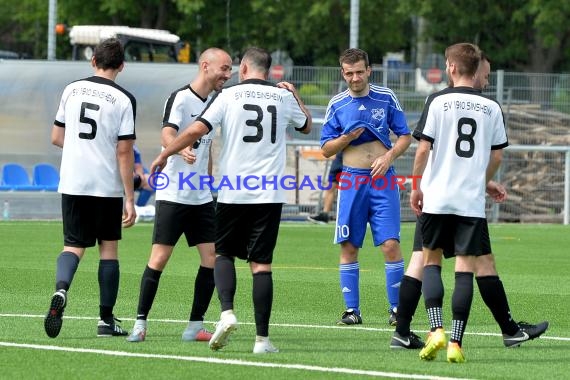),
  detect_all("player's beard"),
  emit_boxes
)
[349,81,367,96]
[214,80,225,91]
